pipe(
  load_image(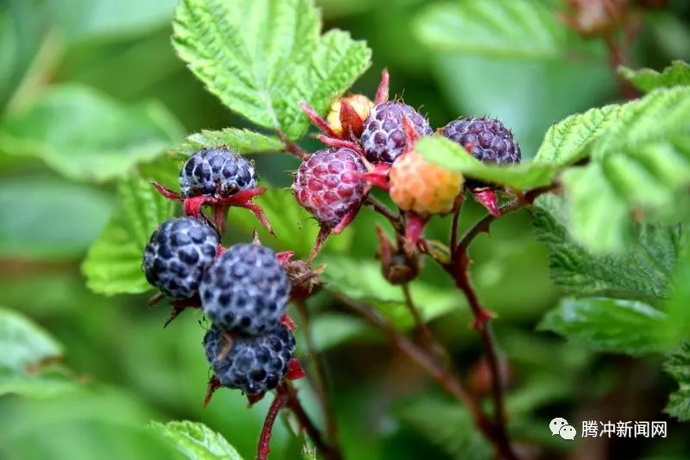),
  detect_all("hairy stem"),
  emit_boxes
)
[294,300,341,453]
[256,390,288,460]
[284,382,342,460]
